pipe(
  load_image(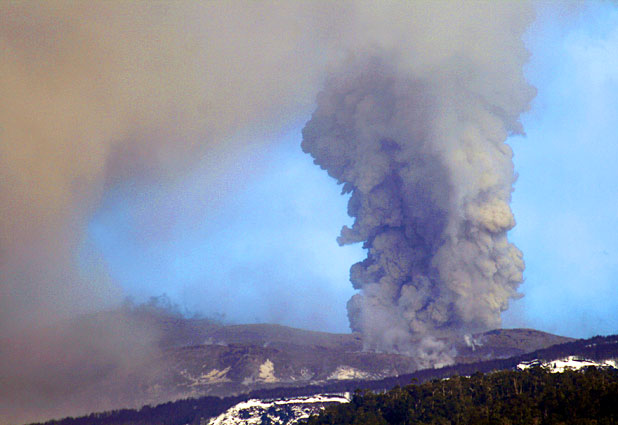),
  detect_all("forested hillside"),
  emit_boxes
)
[304,367,618,425]
[31,335,618,425]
